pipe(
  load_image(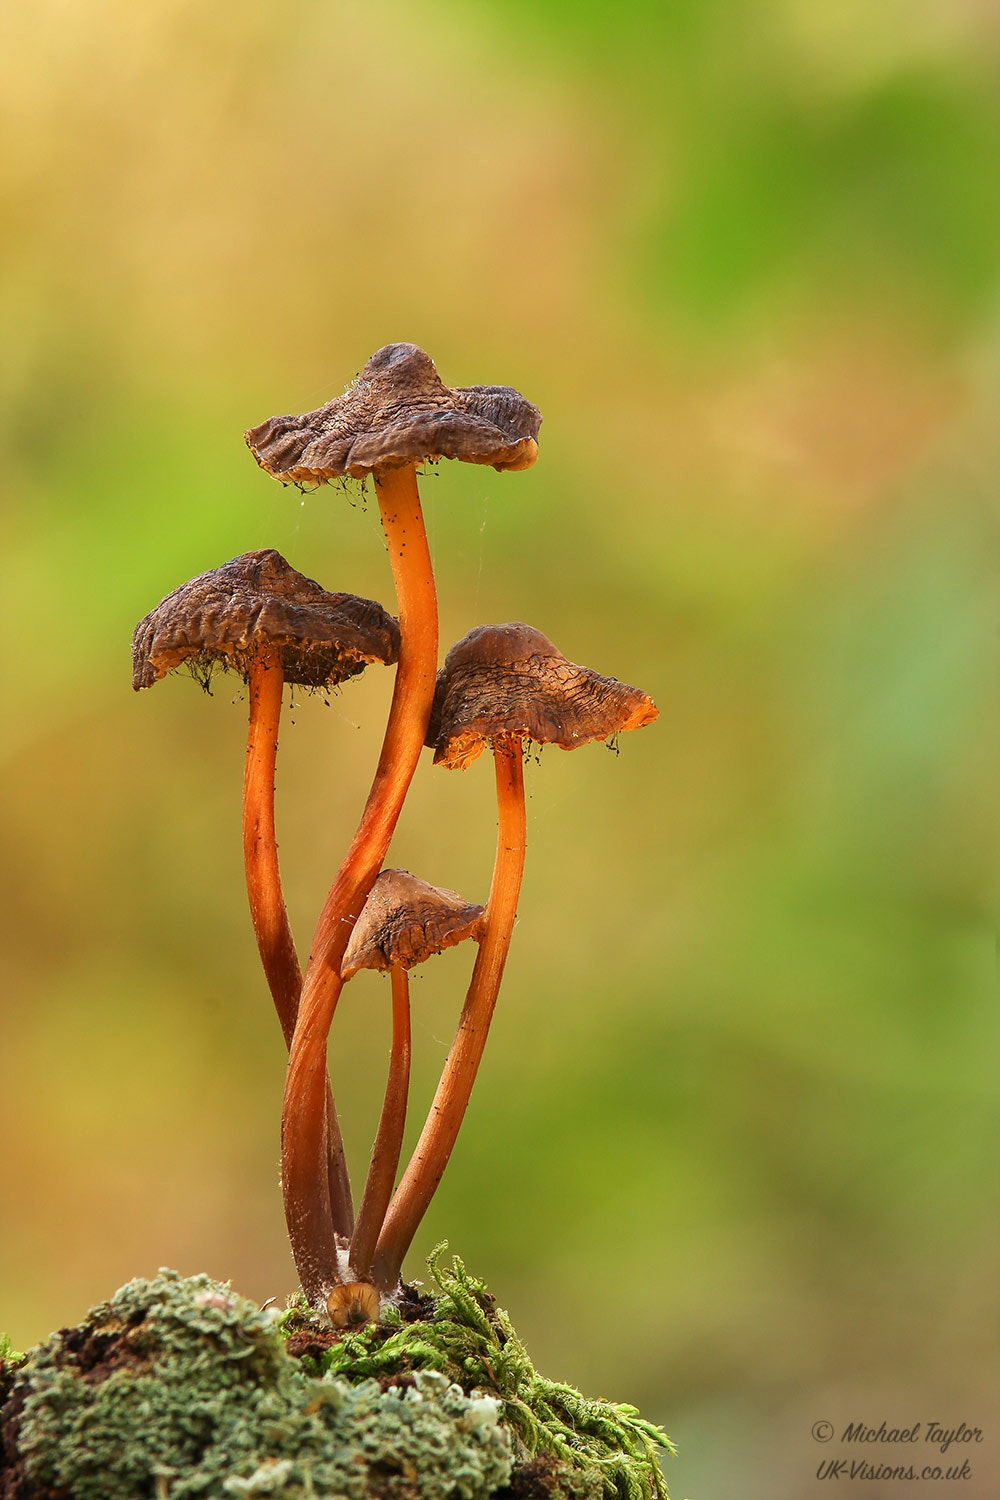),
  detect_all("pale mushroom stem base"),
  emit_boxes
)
[243,654,354,1243]
[372,736,527,1293]
[349,964,411,1281]
[281,462,439,1303]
